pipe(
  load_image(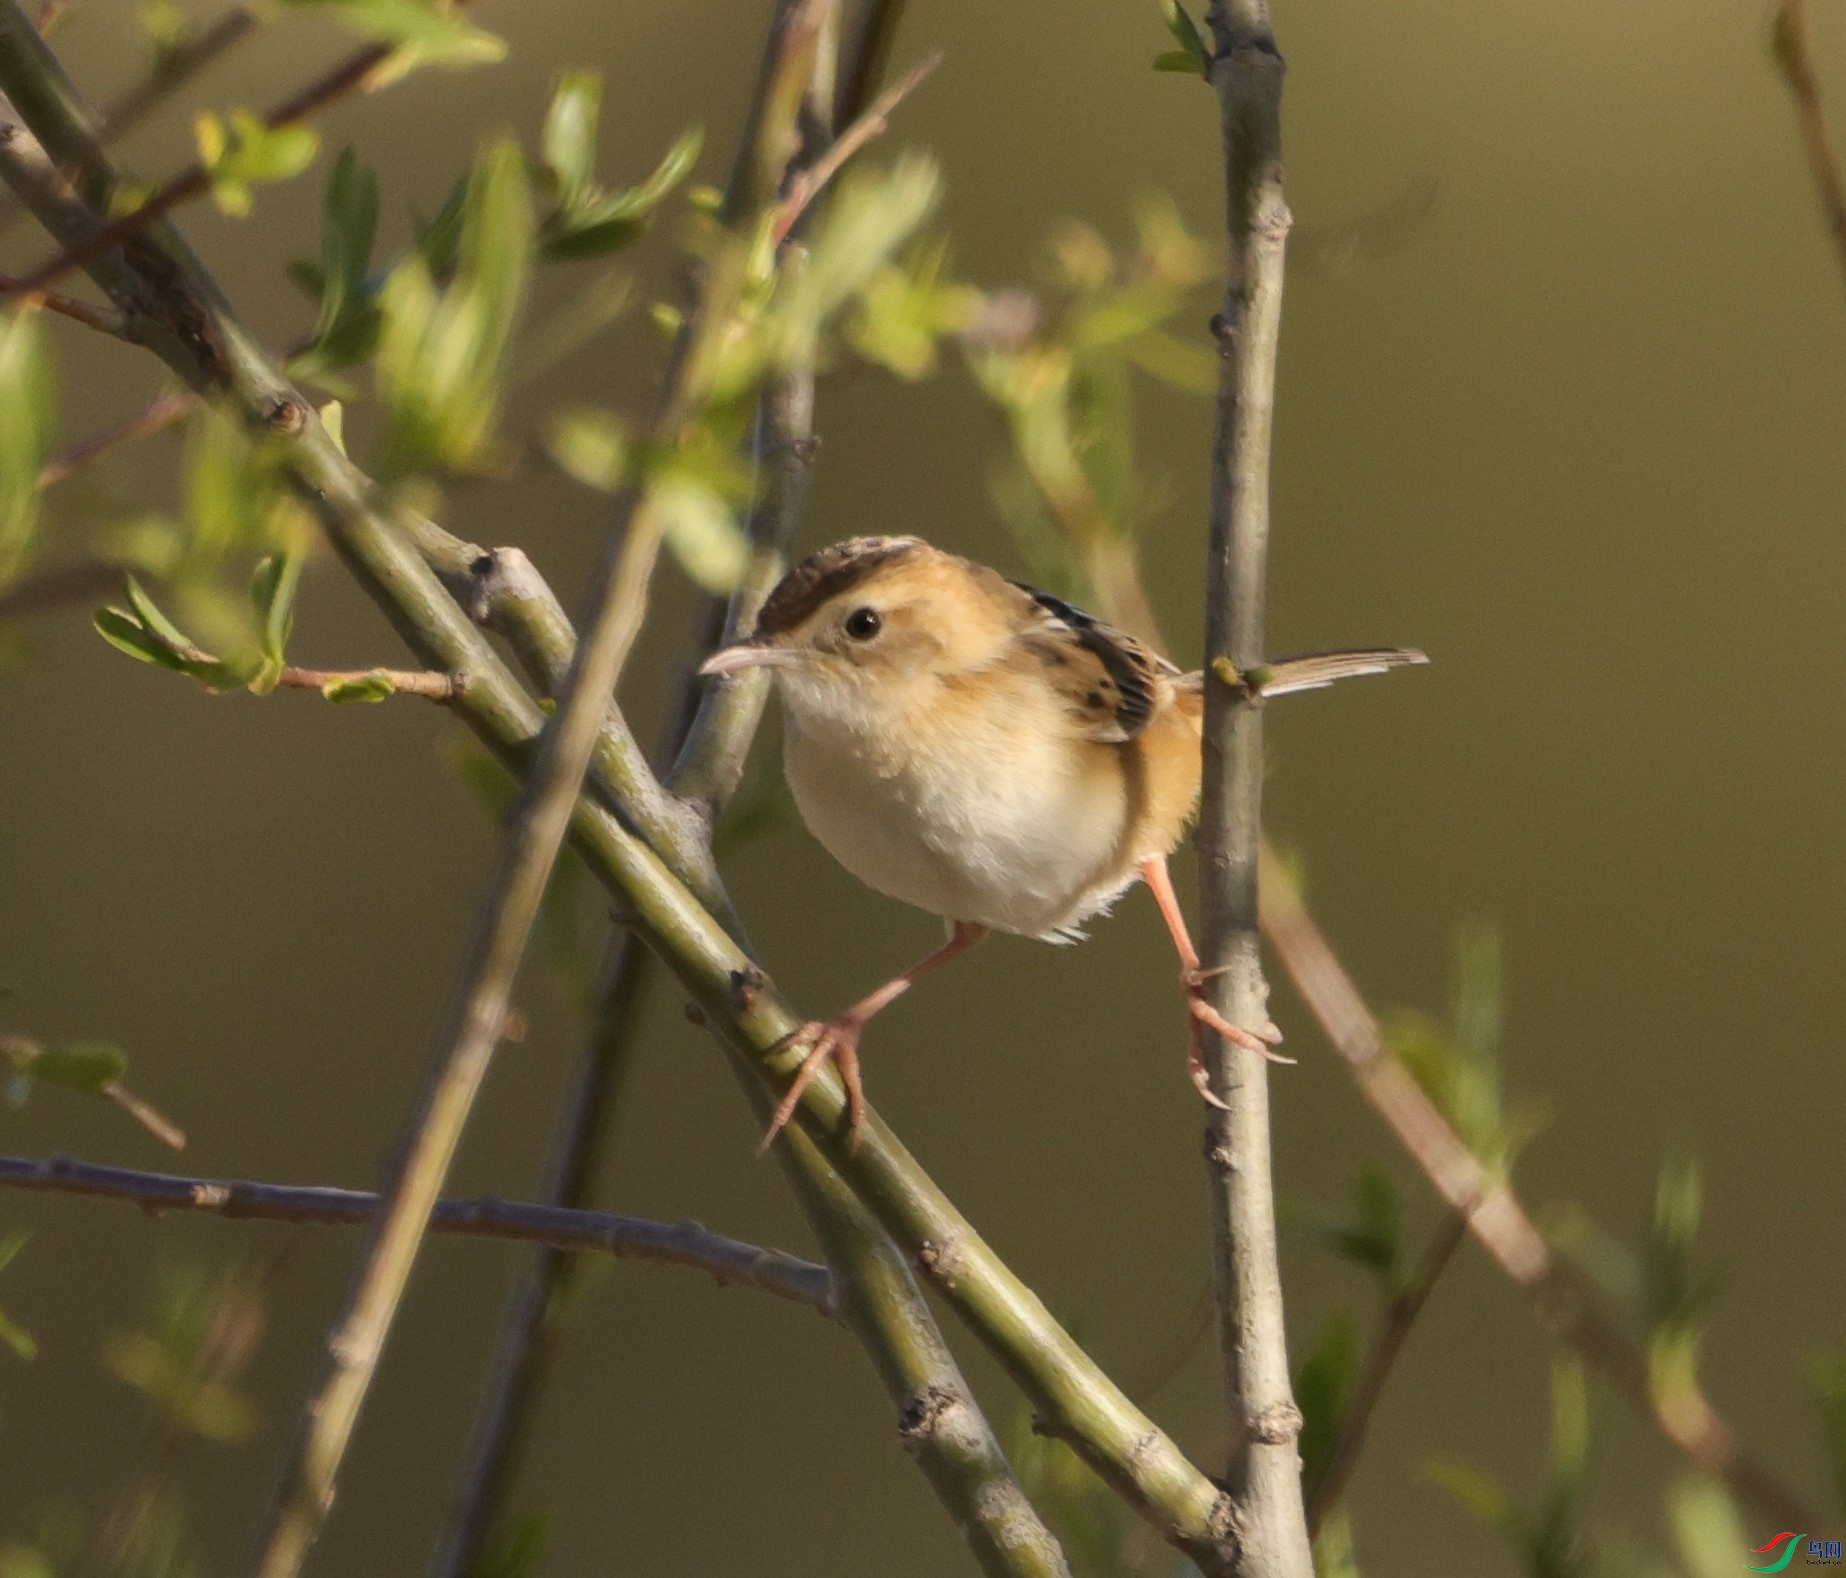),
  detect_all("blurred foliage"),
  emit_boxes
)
[1,1031,183,1149]
[1386,922,1545,1175]
[1005,1405,1130,1578]
[279,0,505,76]
[104,1262,265,1444]
[1428,1358,1601,1578]
[193,110,319,218]
[0,312,55,590]
[0,1230,36,1362]
[374,139,533,479]
[1809,1348,1846,1518]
